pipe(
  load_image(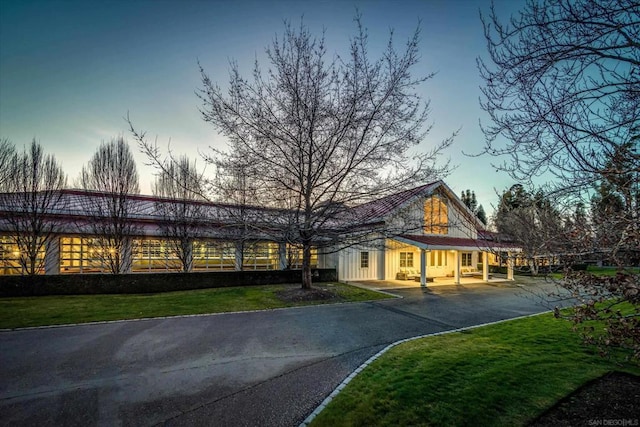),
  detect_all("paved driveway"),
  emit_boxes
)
[0,281,563,426]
